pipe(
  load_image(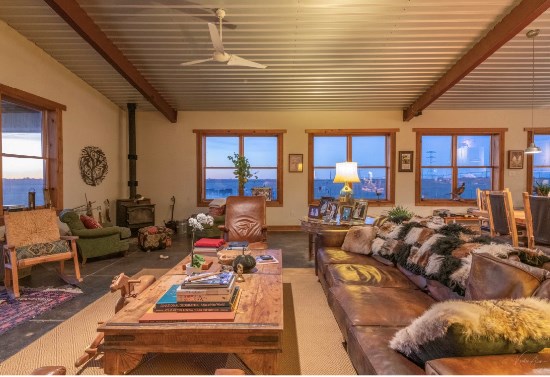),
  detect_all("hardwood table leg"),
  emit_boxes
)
[103,350,144,375]
[308,233,314,261]
[237,352,279,375]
